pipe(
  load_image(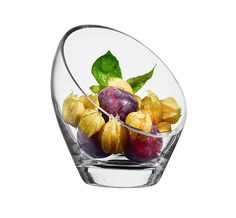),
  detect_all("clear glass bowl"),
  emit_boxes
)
[51,25,187,188]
